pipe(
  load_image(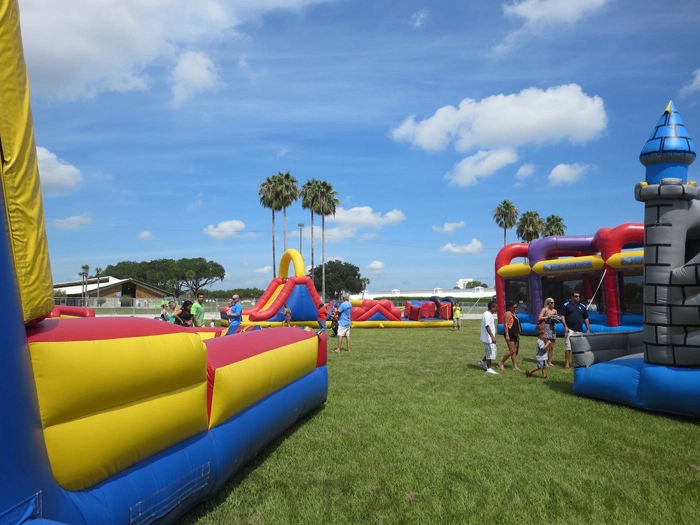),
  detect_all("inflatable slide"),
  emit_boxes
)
[0,4,328,523]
